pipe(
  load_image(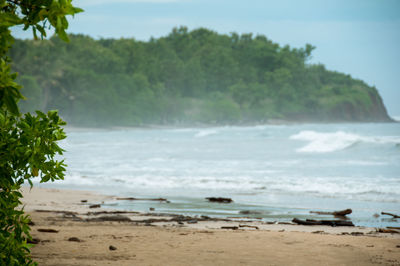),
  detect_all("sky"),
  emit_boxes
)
[13,0,400,117]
